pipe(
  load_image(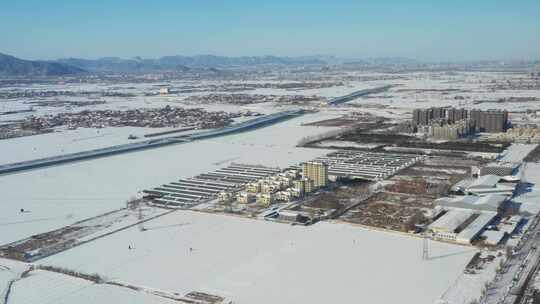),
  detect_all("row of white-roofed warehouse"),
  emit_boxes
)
[143,163,281,208]
[312,151,422,181]
[427,159,523,246]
